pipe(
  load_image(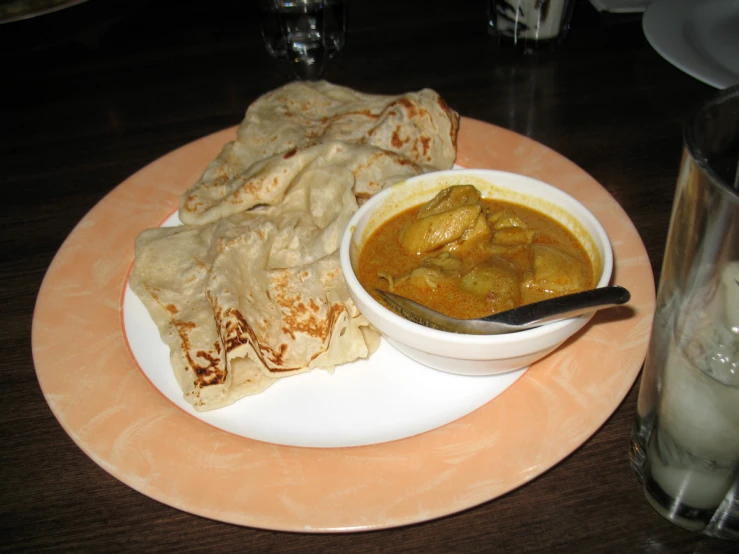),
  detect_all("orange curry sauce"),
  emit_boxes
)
[357,199,595,320]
